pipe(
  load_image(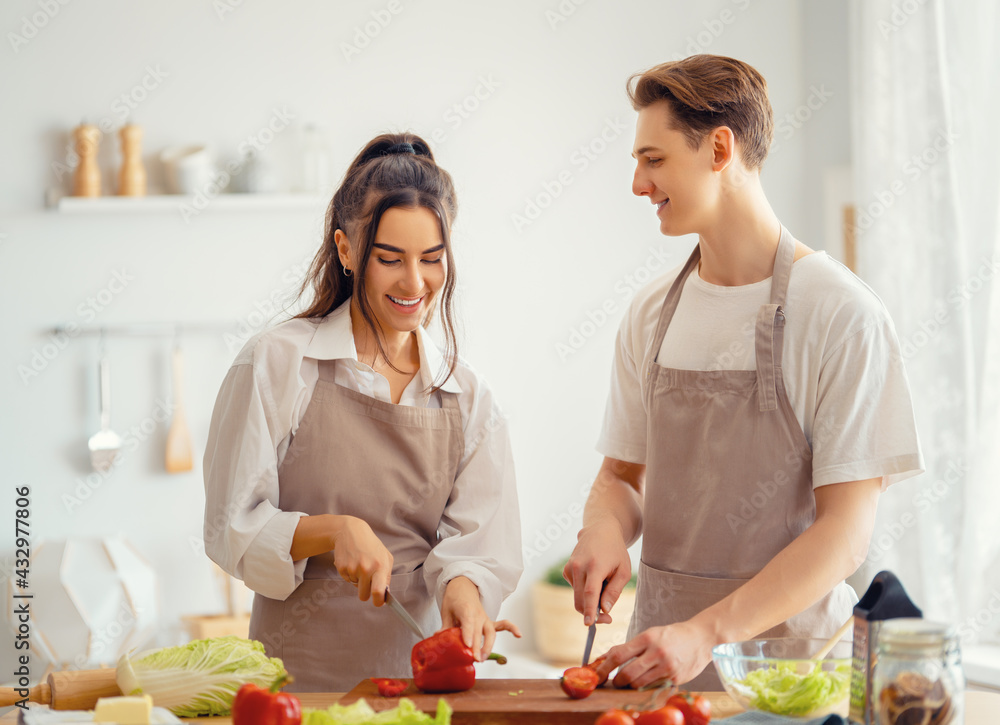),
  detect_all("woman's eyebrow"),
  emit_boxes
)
[373,242,445,254]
